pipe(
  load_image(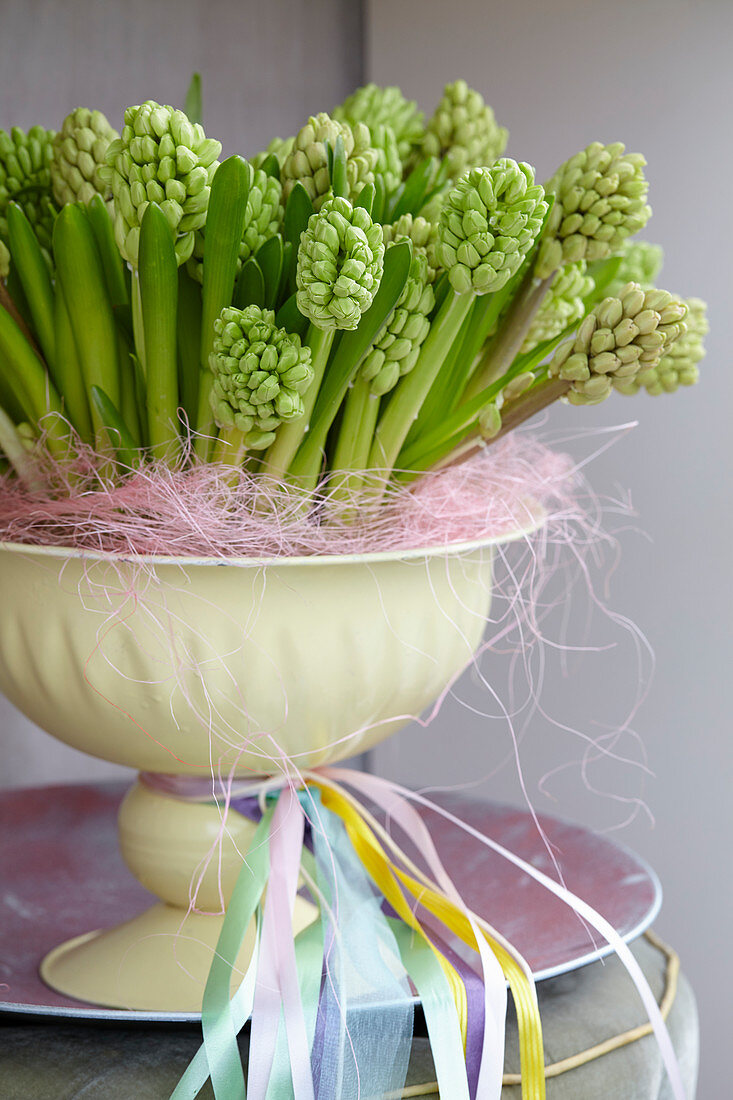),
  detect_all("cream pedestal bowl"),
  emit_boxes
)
[0,525,537,1012]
